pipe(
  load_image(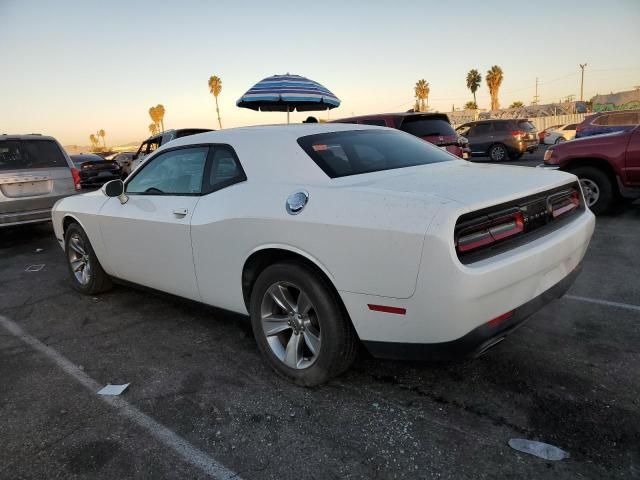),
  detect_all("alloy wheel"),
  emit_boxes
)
[490,145,506,161]
[67,233,92,285]
[580,178,600,208]
[260,281,321,369]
